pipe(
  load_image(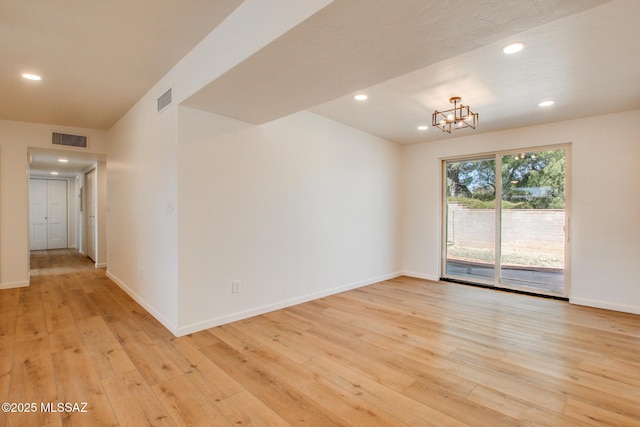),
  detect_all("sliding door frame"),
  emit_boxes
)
[440,143,572,298]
